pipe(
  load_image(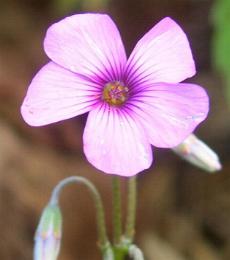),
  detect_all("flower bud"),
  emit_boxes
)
[172,134,222,173]
[34,203,62,260]
[129,245,144,260]
[103,246,114,260]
